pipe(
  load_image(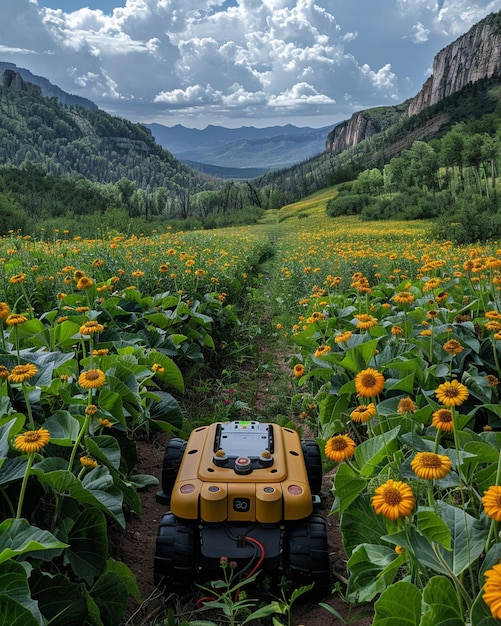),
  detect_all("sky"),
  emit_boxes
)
[1,0,500,129]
